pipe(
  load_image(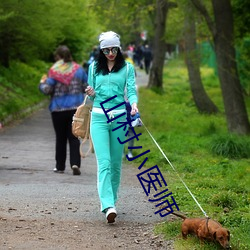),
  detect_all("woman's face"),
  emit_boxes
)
[102,47,118,61]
